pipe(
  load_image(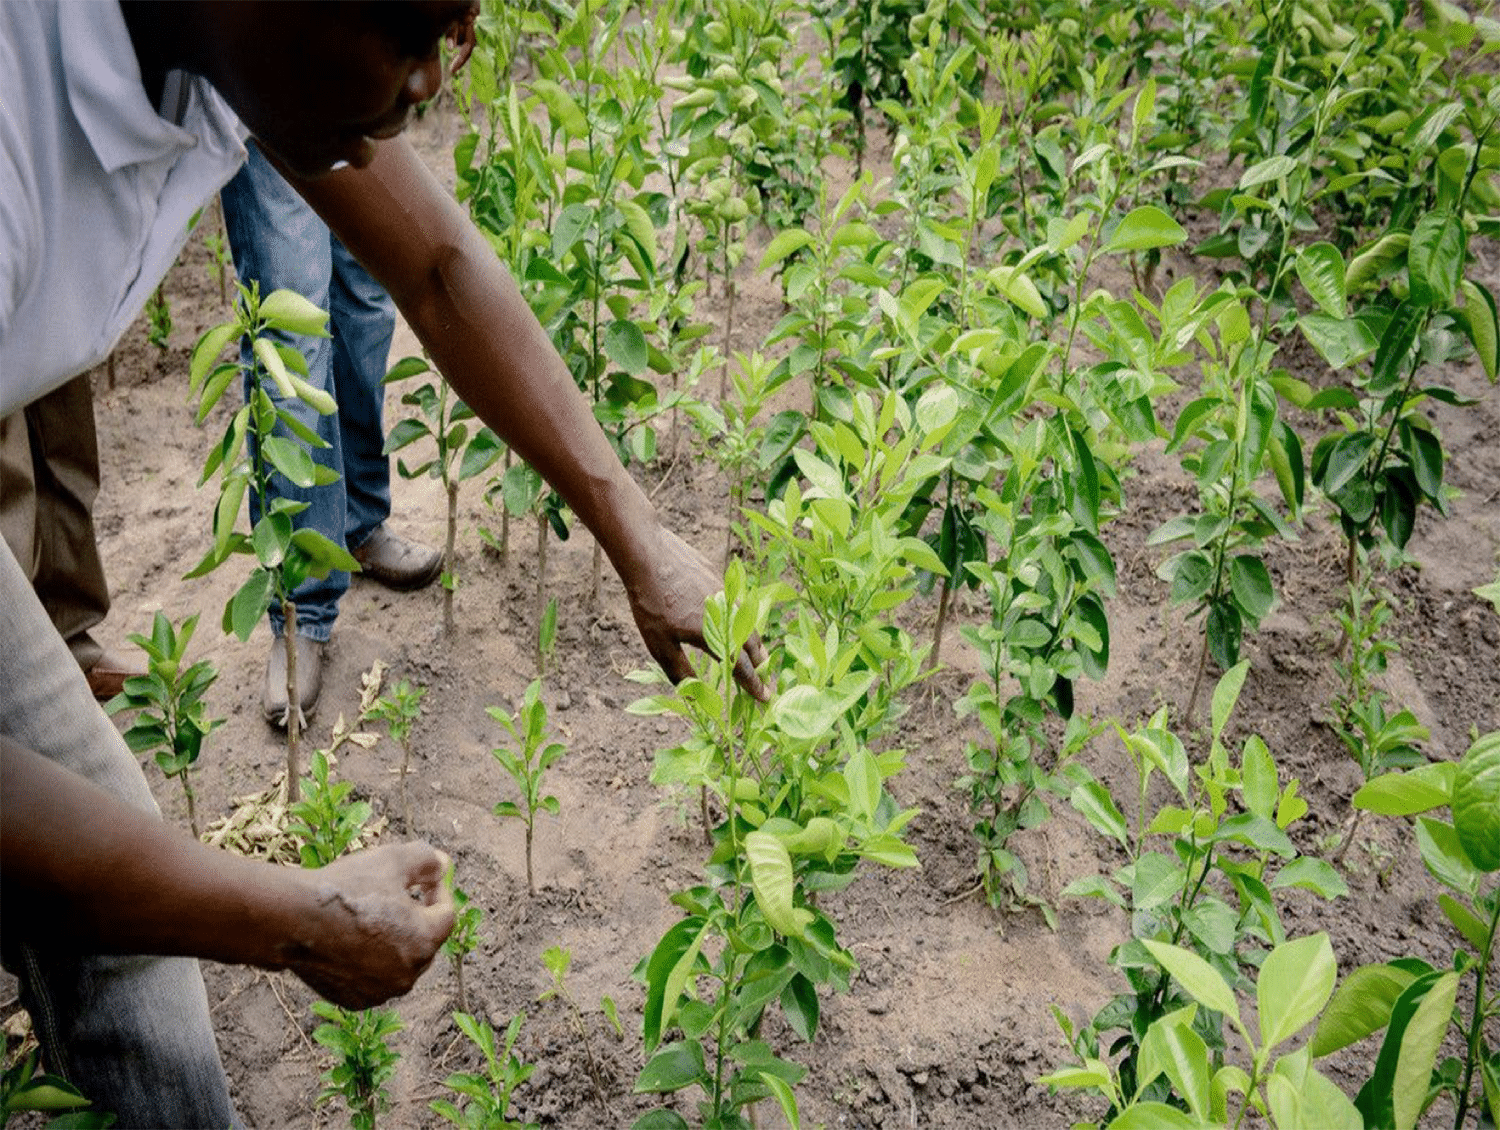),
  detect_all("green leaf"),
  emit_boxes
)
[1069,780,1129,849]
[1437,894,1490,953]
[1266,1049,1362,1130]
[603,320,649,377]
[262,435,318,488]
[635,1041,706,1094]
[771,676,871,742]
[1141,941,1241,1028]
[552,201,593,258]
[1210,660,1249,741]
[260,288,330,337]
[642,917,703,1053]
[1258,934,1336,1050]
[1107,1101,1203,1129]
[1238,154,1299,191]
[225,568,273,642]
[1408,210,1465,308]
[758,1069,801,1129]
[1393,972,1459,1130]
[1353,763,1454,815]
[190,322,239,392]
[252,336,296,399]
[1296,243,1346,318]
[1299,313,1378,369]
[632,1111,690,1130]
[780,974,819,1042]
[382,355,430,384]
[1452,731,1500,870]
[1269,857,1347,900]
[1459,279,1498,381]
[1139,1014,1210,1119]
[1416,817,1480,895]
[1312,963,1416,1057]
[745,831,813,939]
[988,265,1048,319]
[1229,555,1273,621]
[1321,433,1375,496]
[844,747,880,823]
[1104,205,1187,253]
[760,229,813,271]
